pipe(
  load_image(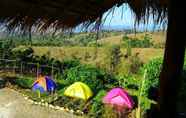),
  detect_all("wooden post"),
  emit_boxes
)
[51,63,54,78]
[20,62,23,75]
[37,63,40,78]
[94,16,101,60]
[13,60,16,75]
[28,26,32,46]
[159,1,186,117]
